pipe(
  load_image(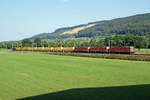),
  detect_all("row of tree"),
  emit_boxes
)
[0,35,150,49]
